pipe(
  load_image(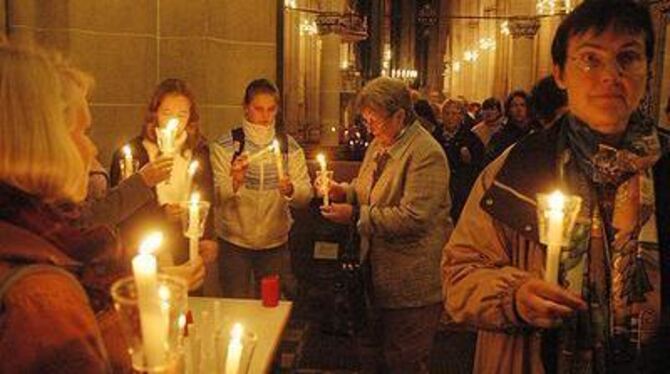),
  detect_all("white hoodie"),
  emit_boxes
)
[210,121,312,249]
